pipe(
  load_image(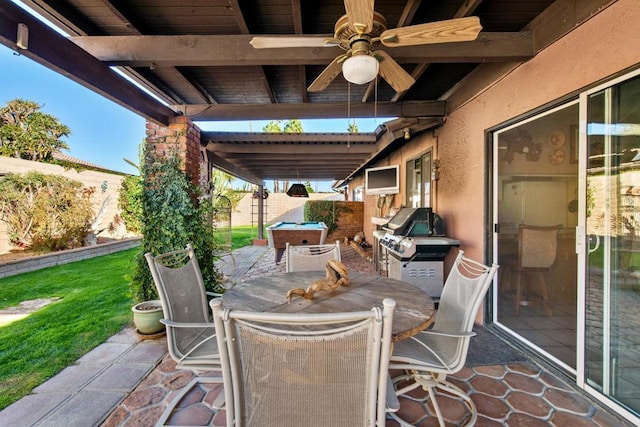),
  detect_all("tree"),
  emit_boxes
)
[0,98,70,161]
[348,121,359,133]
[283,119,303,133]
[263,120,304,192]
